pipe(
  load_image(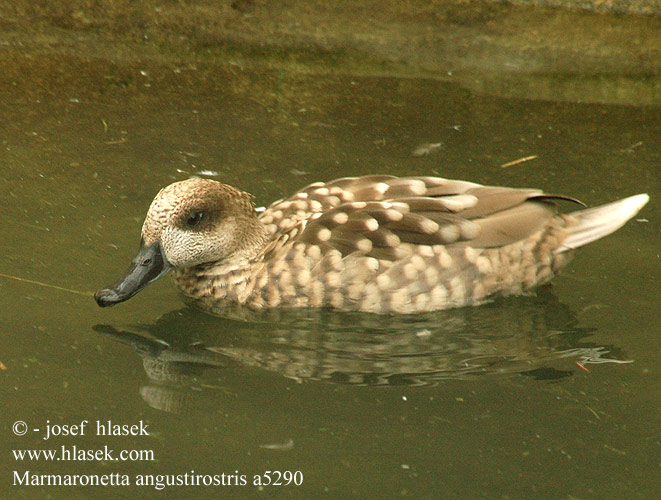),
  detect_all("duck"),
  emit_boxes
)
[94,175,648,314]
